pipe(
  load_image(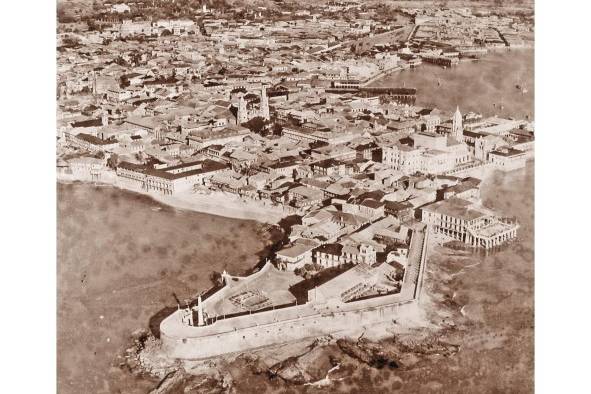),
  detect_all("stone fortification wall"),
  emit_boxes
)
[160,226,428,360]
[161,300,412,360]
